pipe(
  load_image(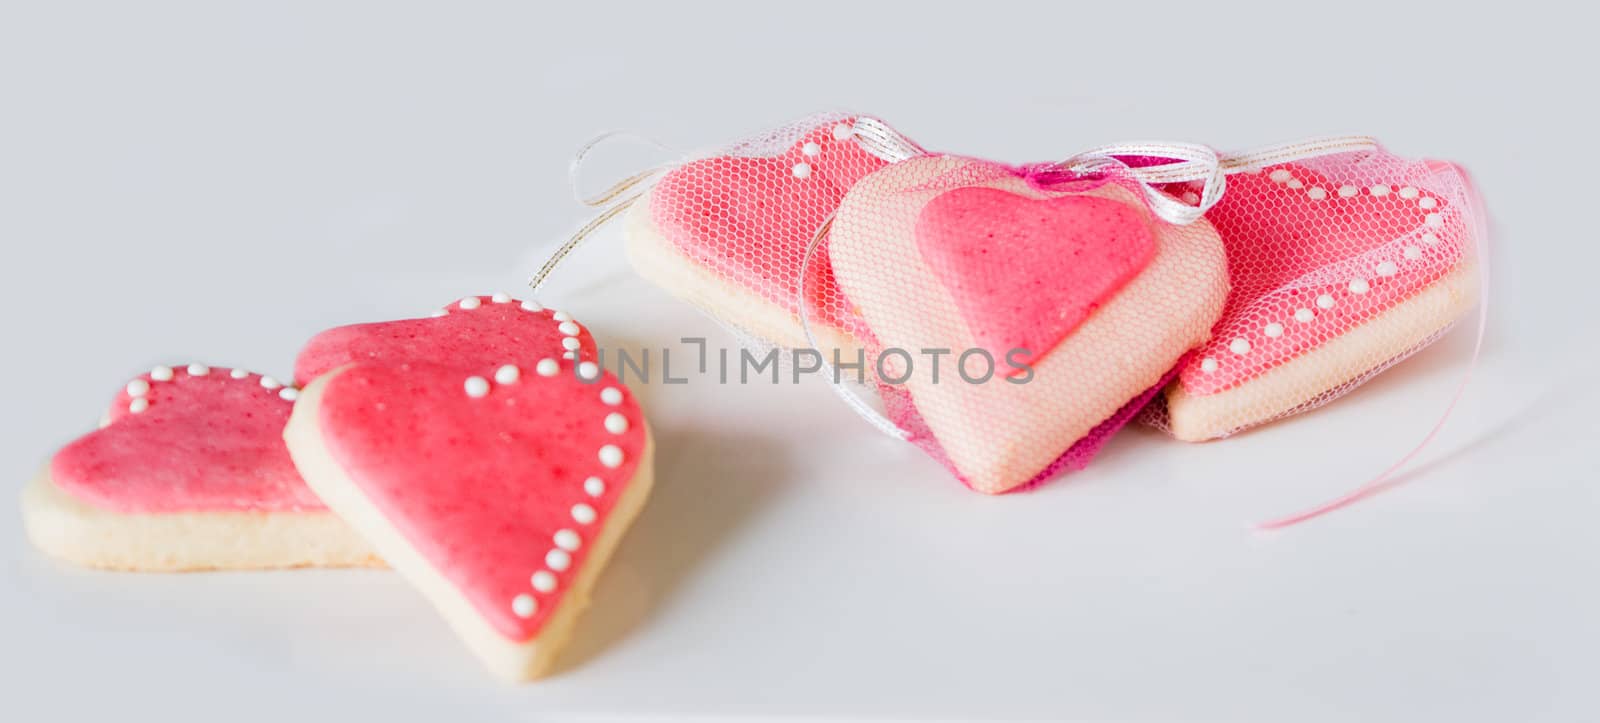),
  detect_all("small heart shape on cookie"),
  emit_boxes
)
[916,188,1157,370]
[295,294,597,386]
[25,365,378,571]
[285,357,653,680]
